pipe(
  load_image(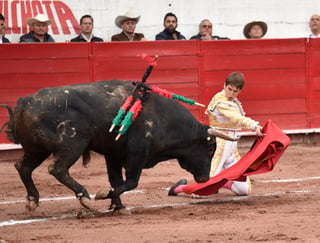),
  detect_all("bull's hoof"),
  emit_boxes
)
[25,196,38,213]
[109,203,125,211]
[94,188,109,200]
[95,188,114,200]
[111,208,131,215]
[80,197,92,209]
